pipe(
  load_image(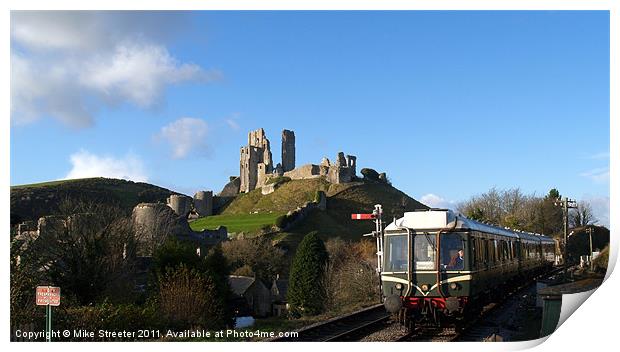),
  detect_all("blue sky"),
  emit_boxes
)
[10,11,610,226]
